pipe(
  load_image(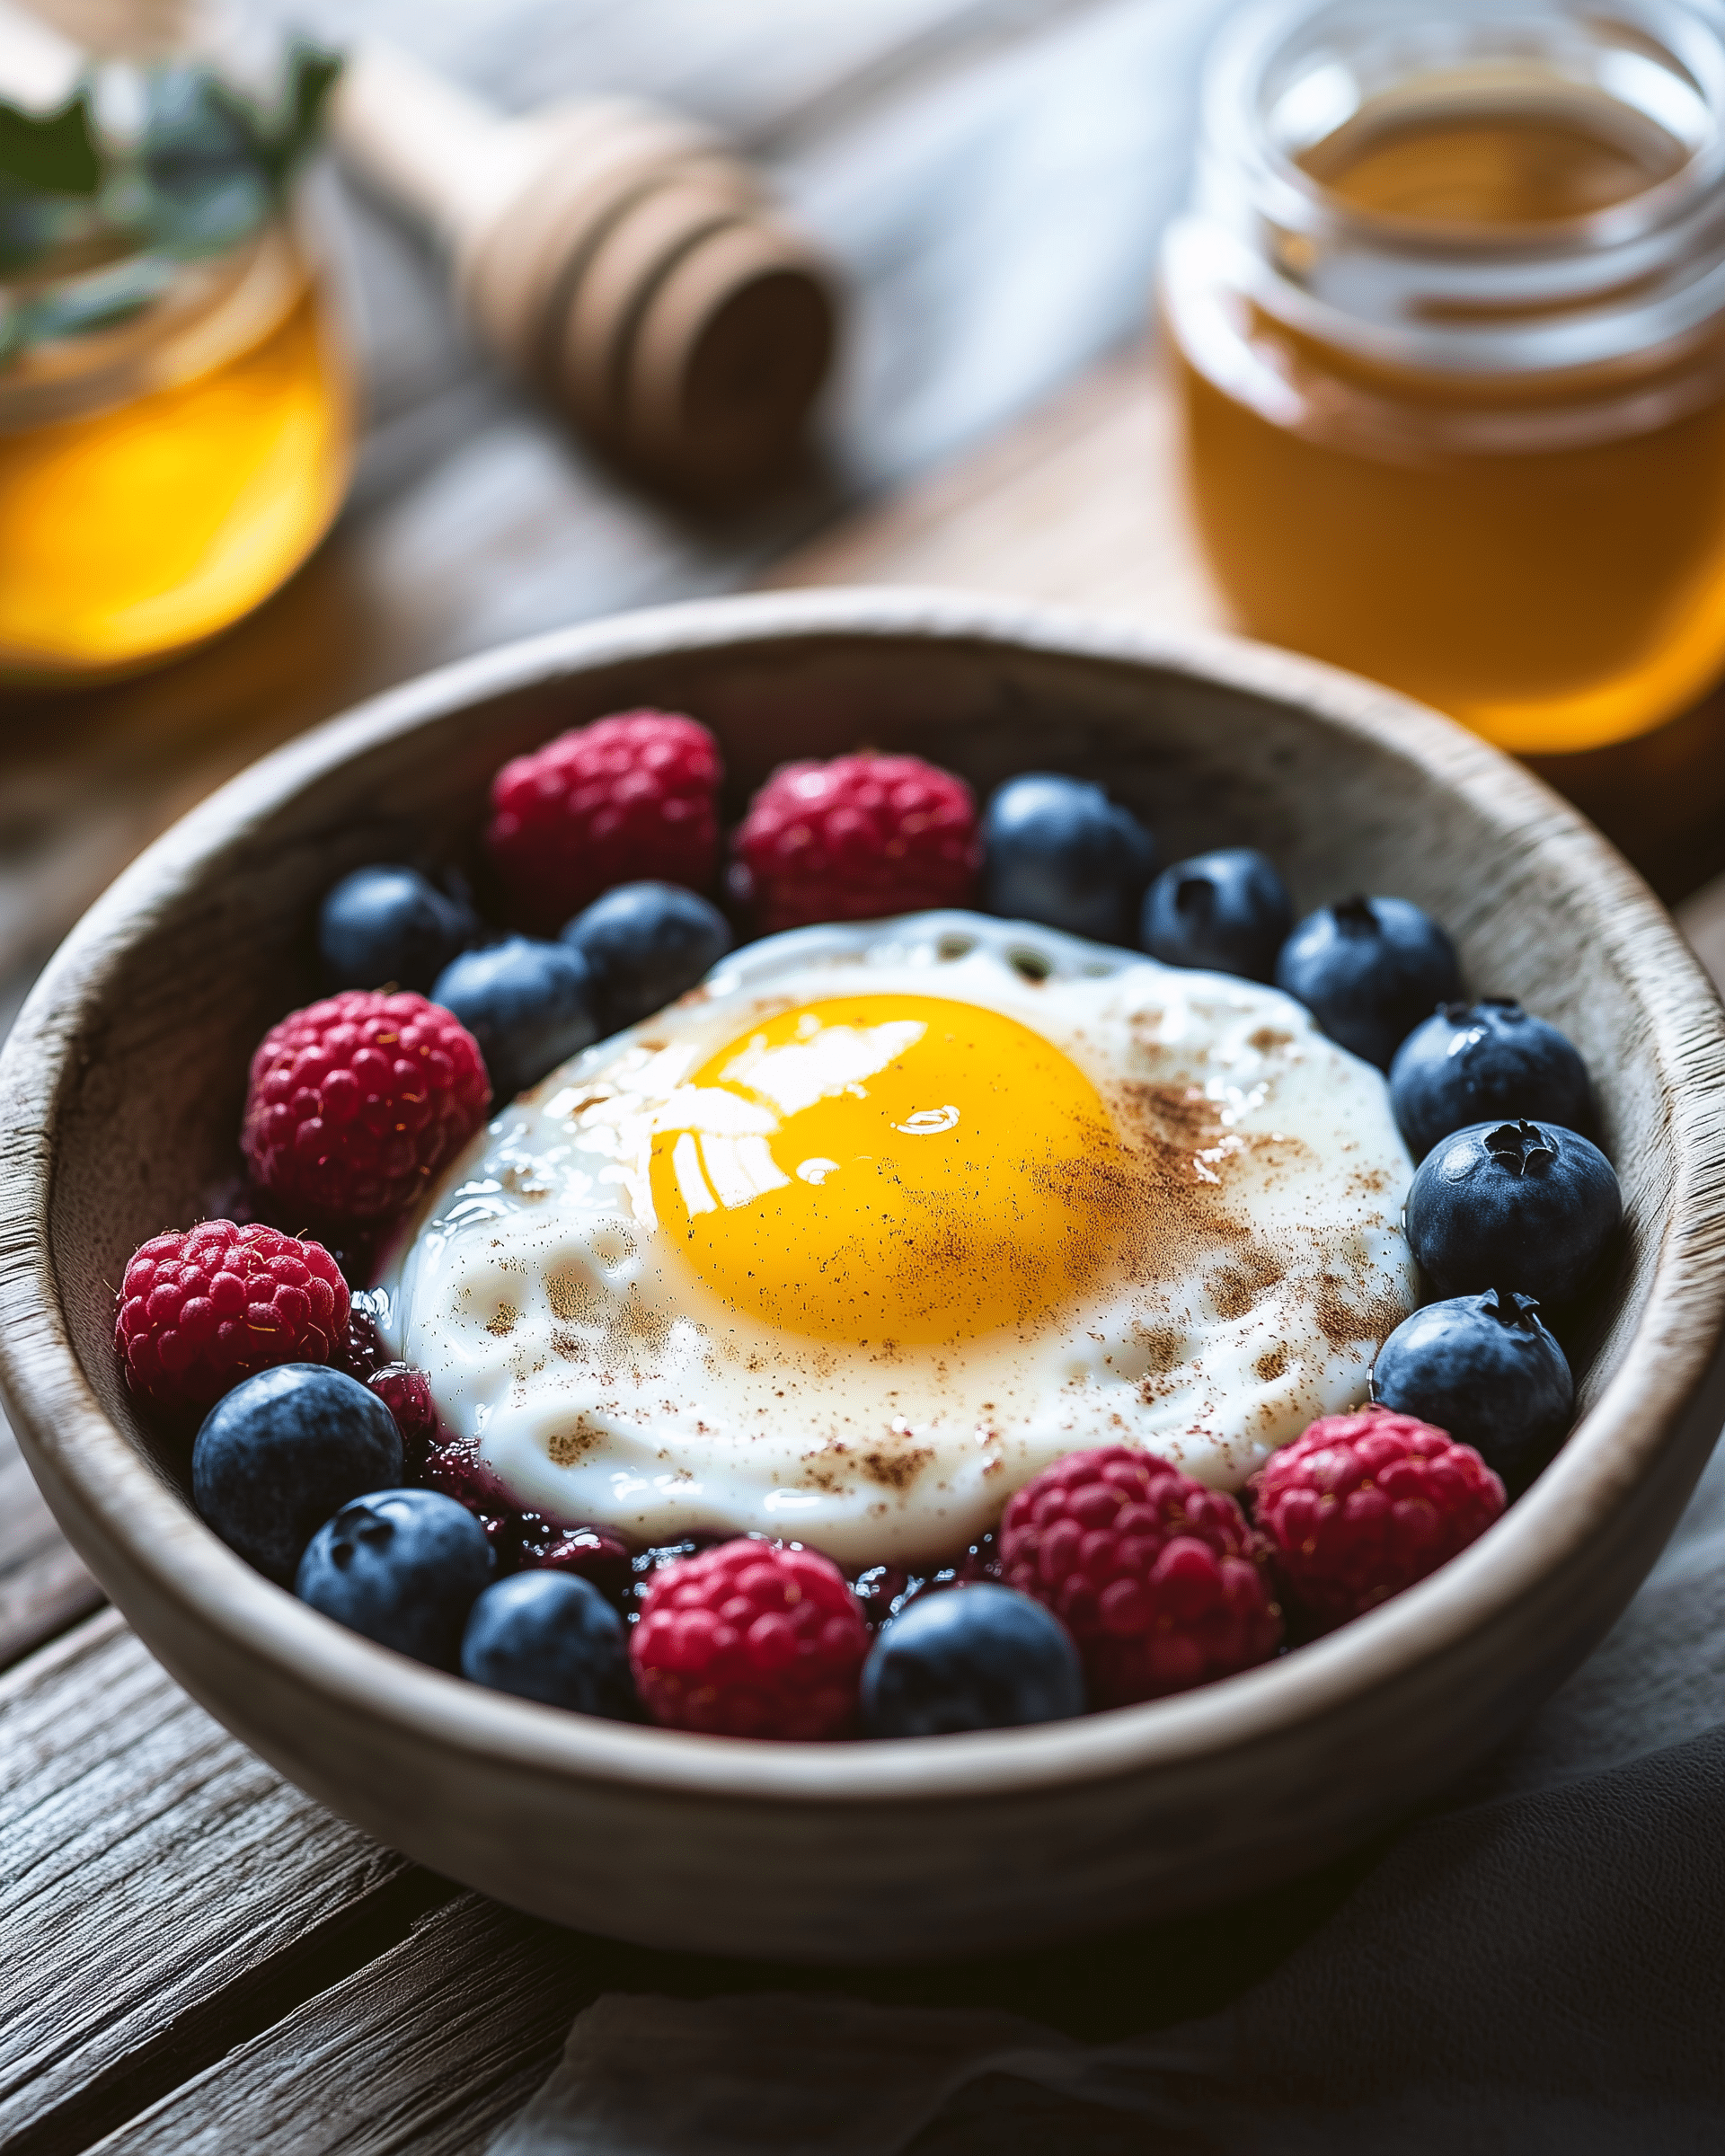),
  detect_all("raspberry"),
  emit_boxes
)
[999,1446,1281,1706]
[486,711,722,931]
[632,1539,869,1739]
[115,1219,350,1414]
[731,753,980,932]
[241,990,489,1223]
[1251,1406,1506,1630]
